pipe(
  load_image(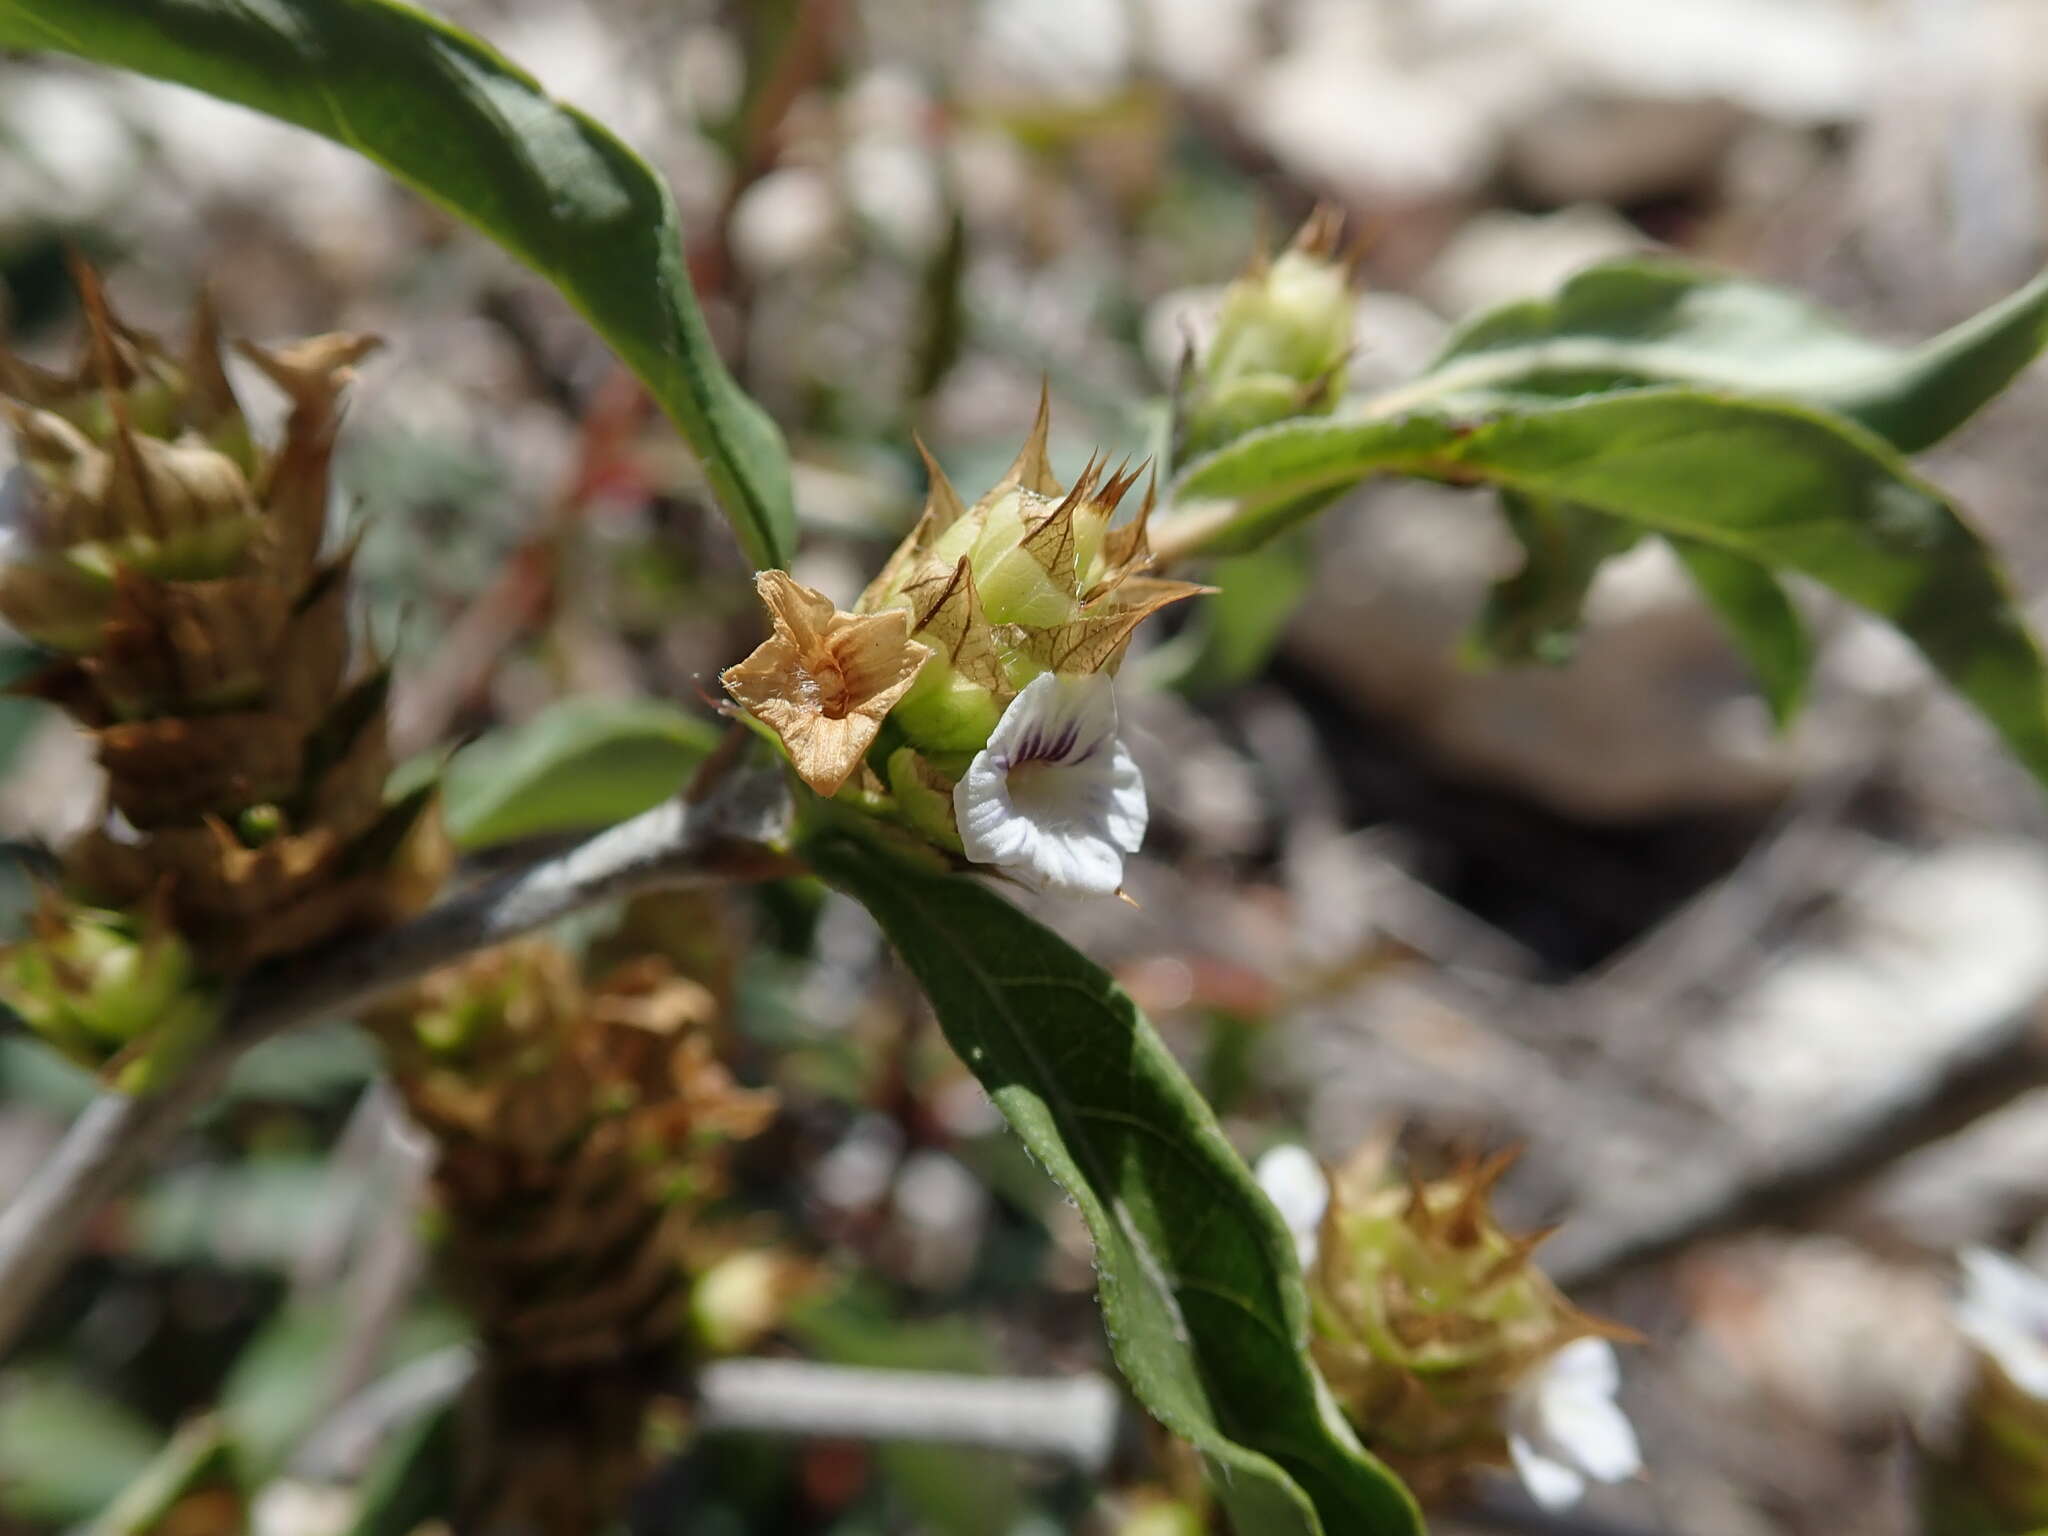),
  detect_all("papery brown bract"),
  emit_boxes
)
[1306,1144,1629,1507]
[0,272,446,980]
[366,923,776,1536]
